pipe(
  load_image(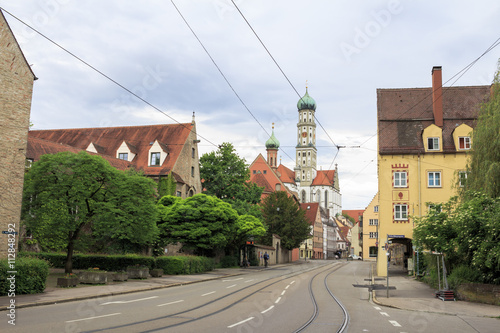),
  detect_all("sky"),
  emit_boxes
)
[2,0,499,209]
